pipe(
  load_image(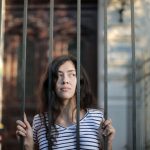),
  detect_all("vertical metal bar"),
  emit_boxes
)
[0,2,5,148]
[0,0,5,131]
[104,0,108,149]
[104,0,108,120]
[20,0,28,150]
[0,1,2,135]
[47,0,54,149]
[0,0,5,62]
[130,0,136,149]
[0,1,2,37]
[49,0,54,62]
[76,0,81,150]
[97,0,104,108]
